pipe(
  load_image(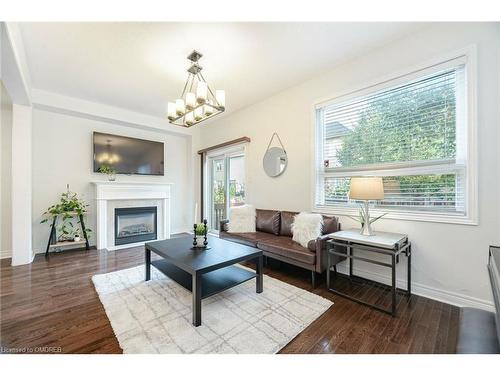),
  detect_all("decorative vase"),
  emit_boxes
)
[74,236,81,242]
[195,235,205,247]
[108,173,116,181]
